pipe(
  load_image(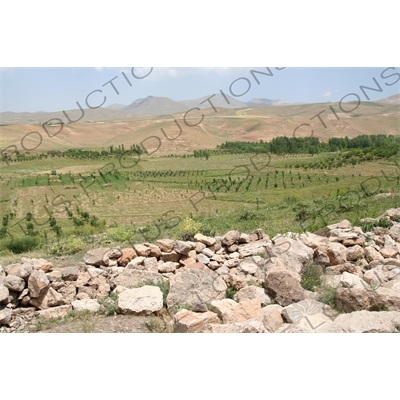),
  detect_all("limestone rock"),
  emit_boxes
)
[60,267,80,281]
[222,230,241,247]
[194,234,216,247]
[320,310,400,333]
[346,245,365,261]
[5,263,33,279]
[167,269,226,308]
[117,248,137,266]
[114,270,167,288]
[340,272,369,289]
[234,285,271,306]
[210,298,263,324]
[36,305,72,319]
[134,244,151,257]
[326,242,348,266]
[156,239,175,253]
[237,258,258,275]
[71,298,100,312]
[21,258,53,273]
[205,319,267,333]
[264,266,305,306]
[0,285,9,303]
[117,286,163,315]
[28,270,50,298]
[173,309,219,332]
[4,275,25,292]
[365,246,384,262]
[262,304,284,332]
[83,248,109,266]
[272,237,313,274]
[174,240,196,255]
